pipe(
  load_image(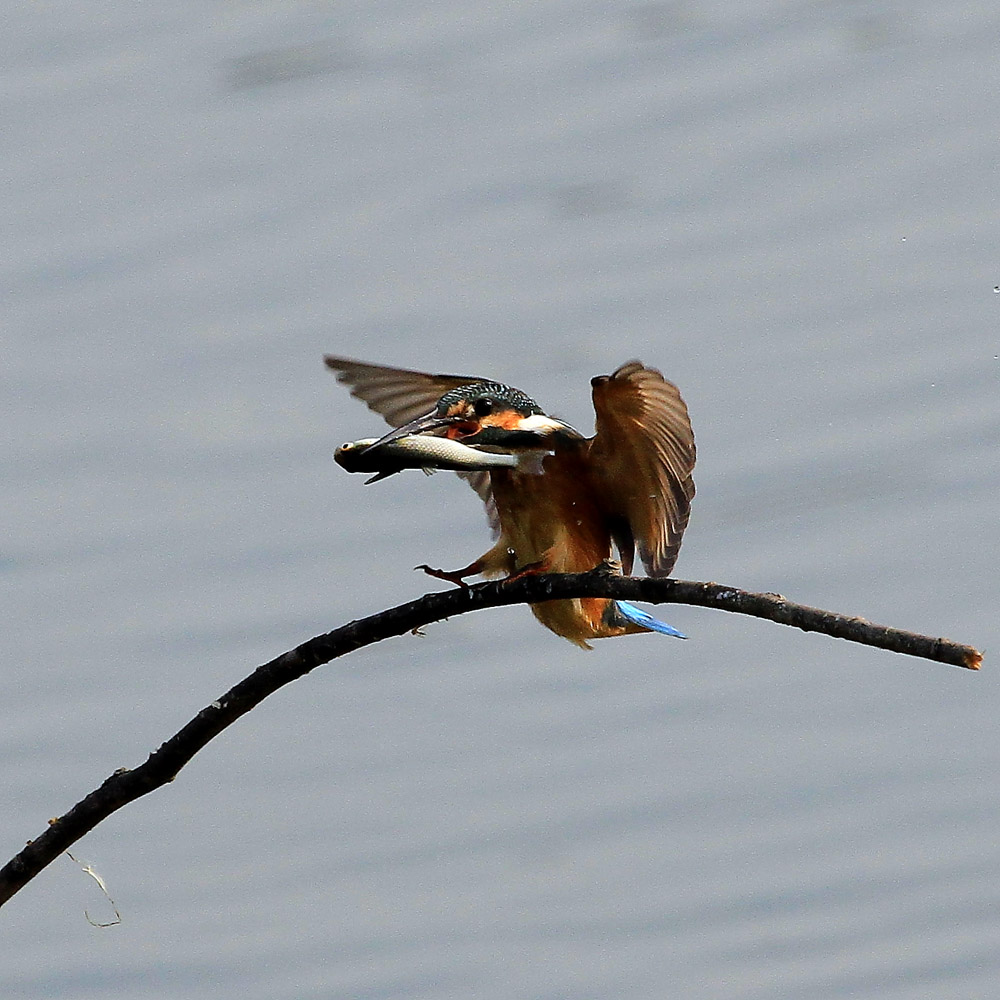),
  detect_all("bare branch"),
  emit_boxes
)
[0,571,980,907]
